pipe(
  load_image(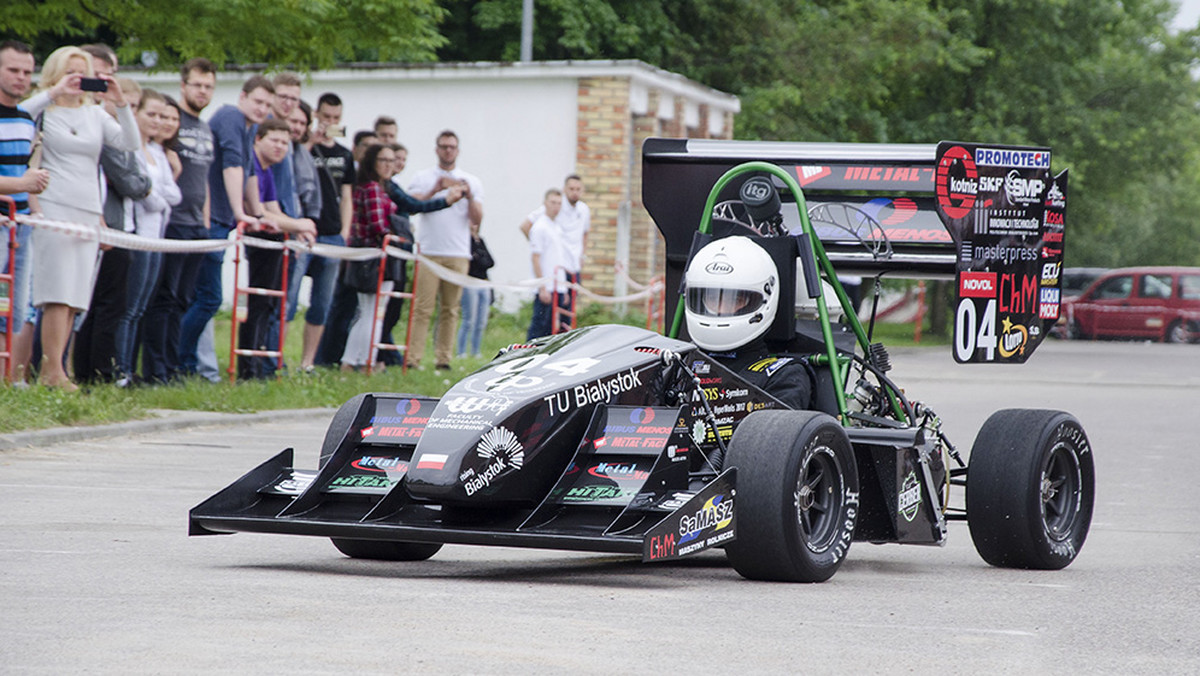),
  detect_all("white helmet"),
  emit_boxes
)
[684,236,779,351]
